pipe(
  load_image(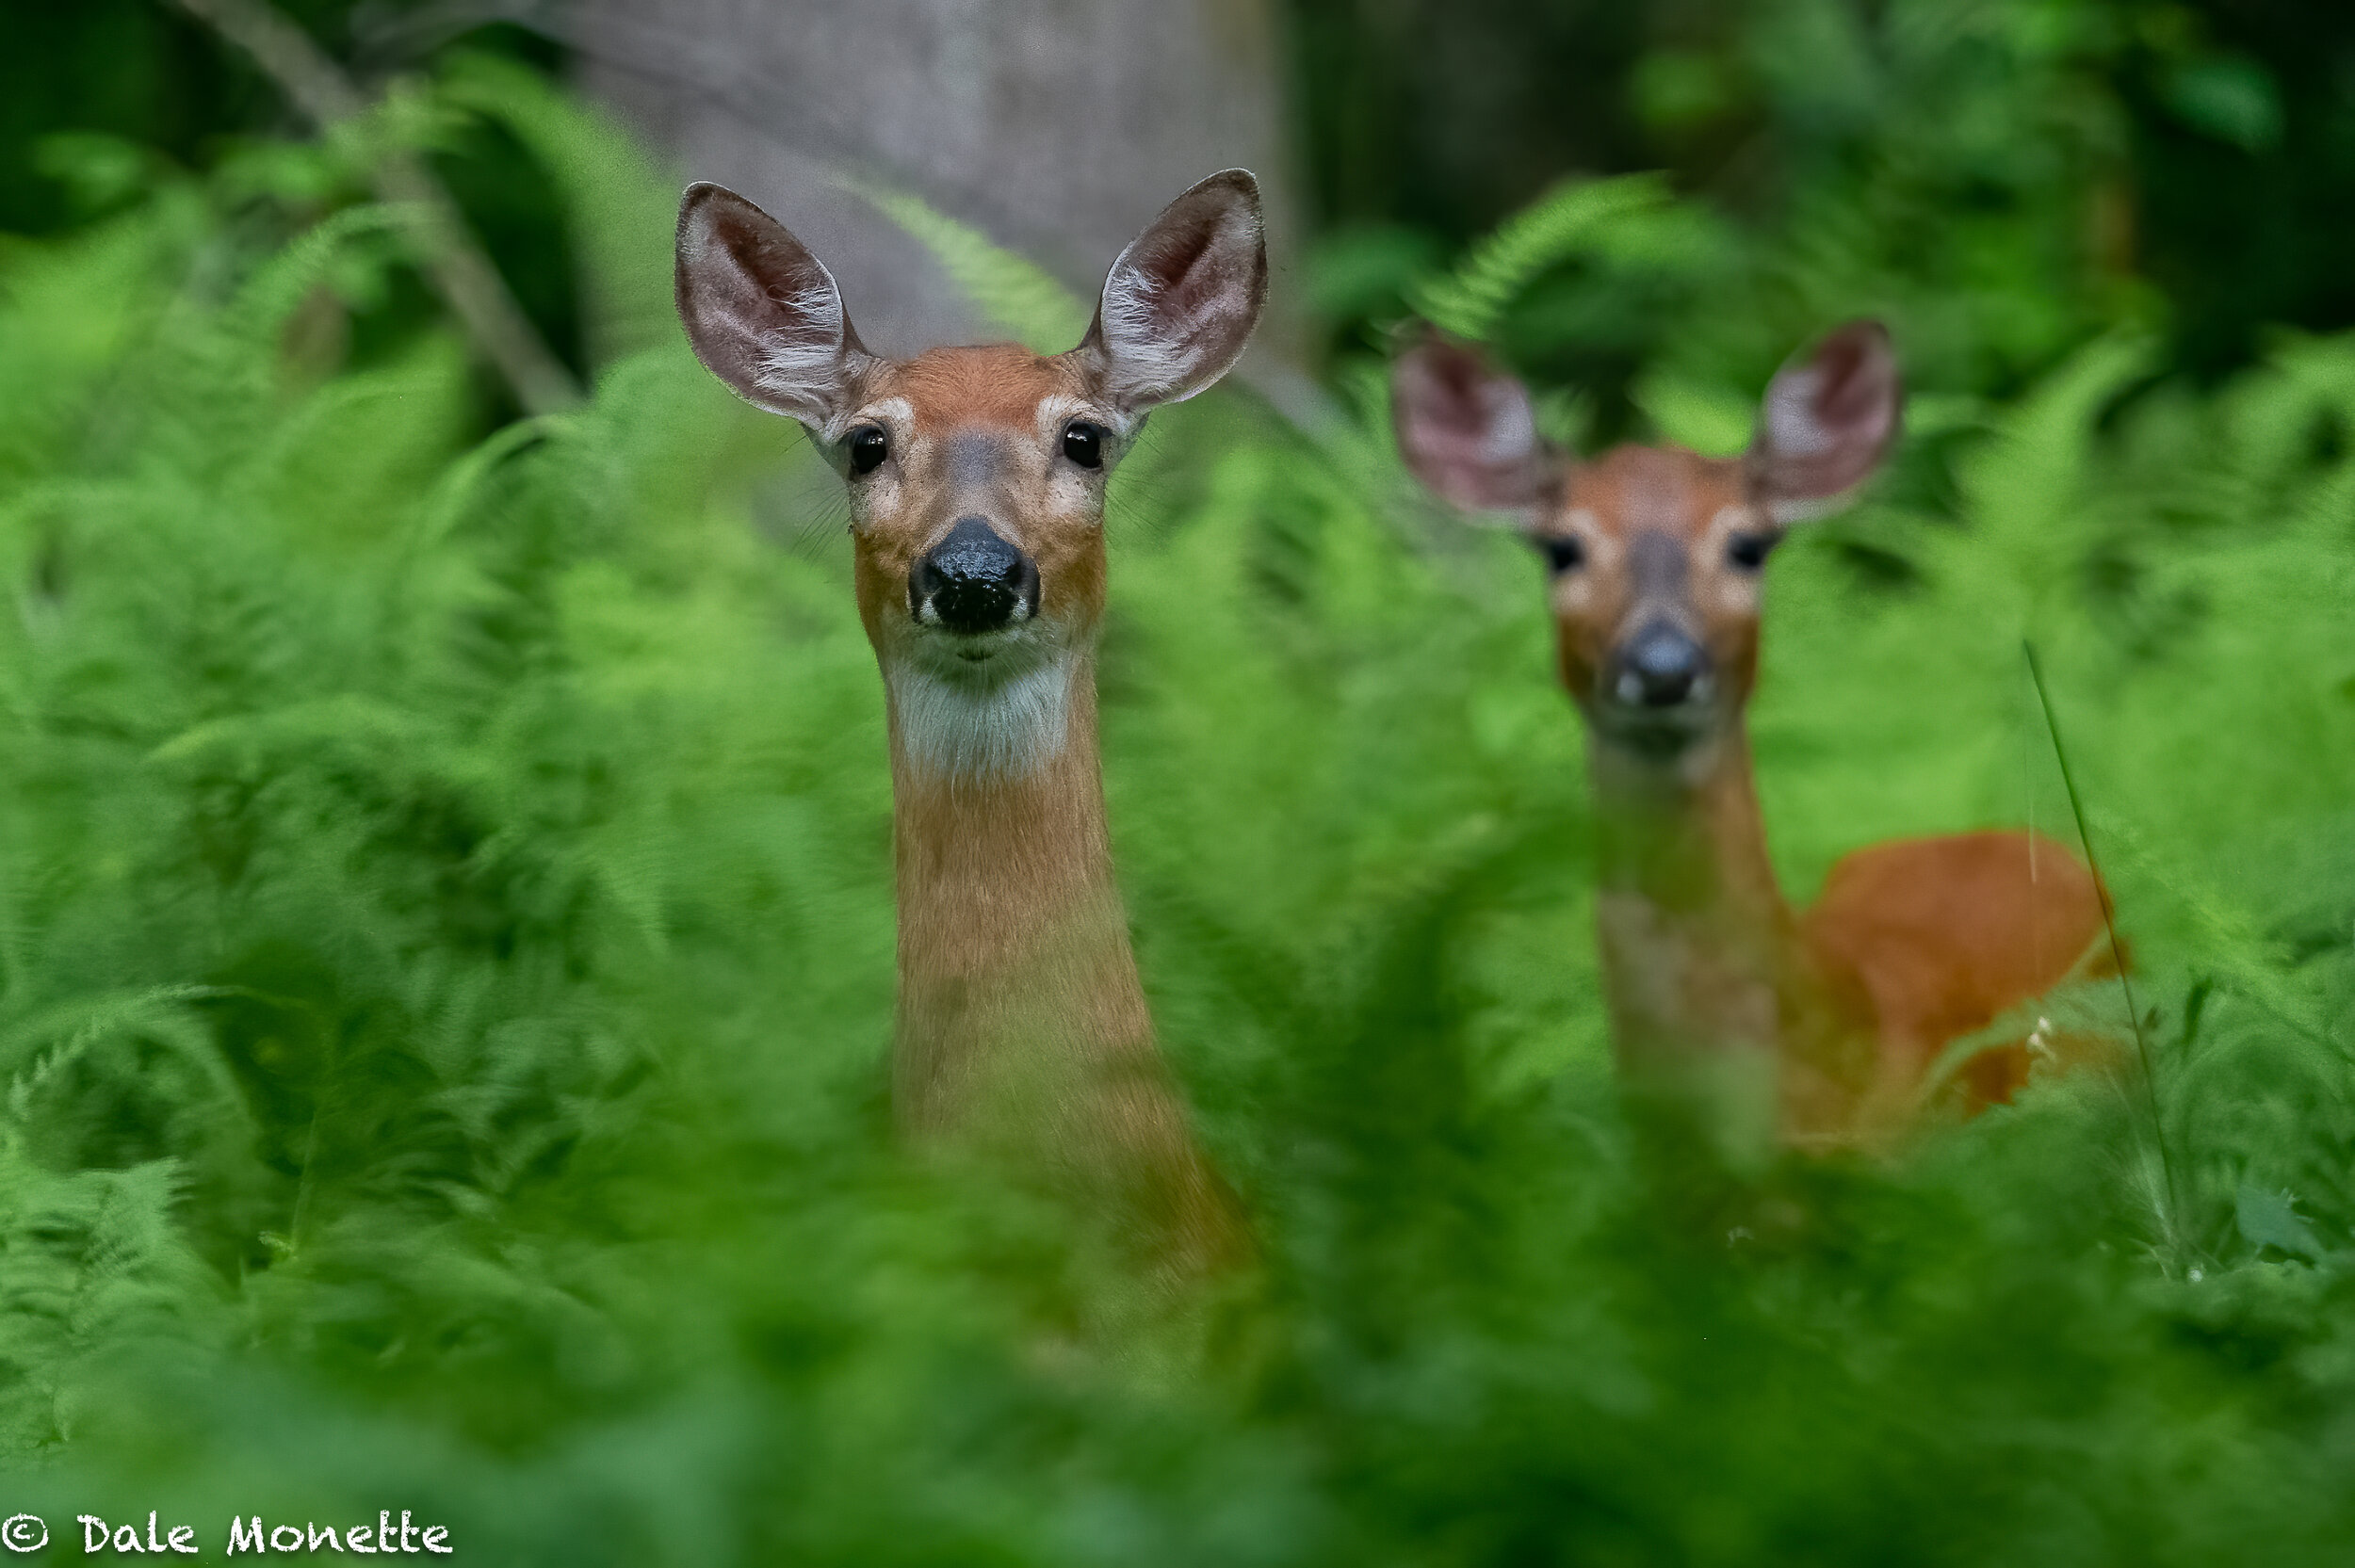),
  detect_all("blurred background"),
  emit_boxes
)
[17,0,2355,395]
[0,0,2350,1561]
